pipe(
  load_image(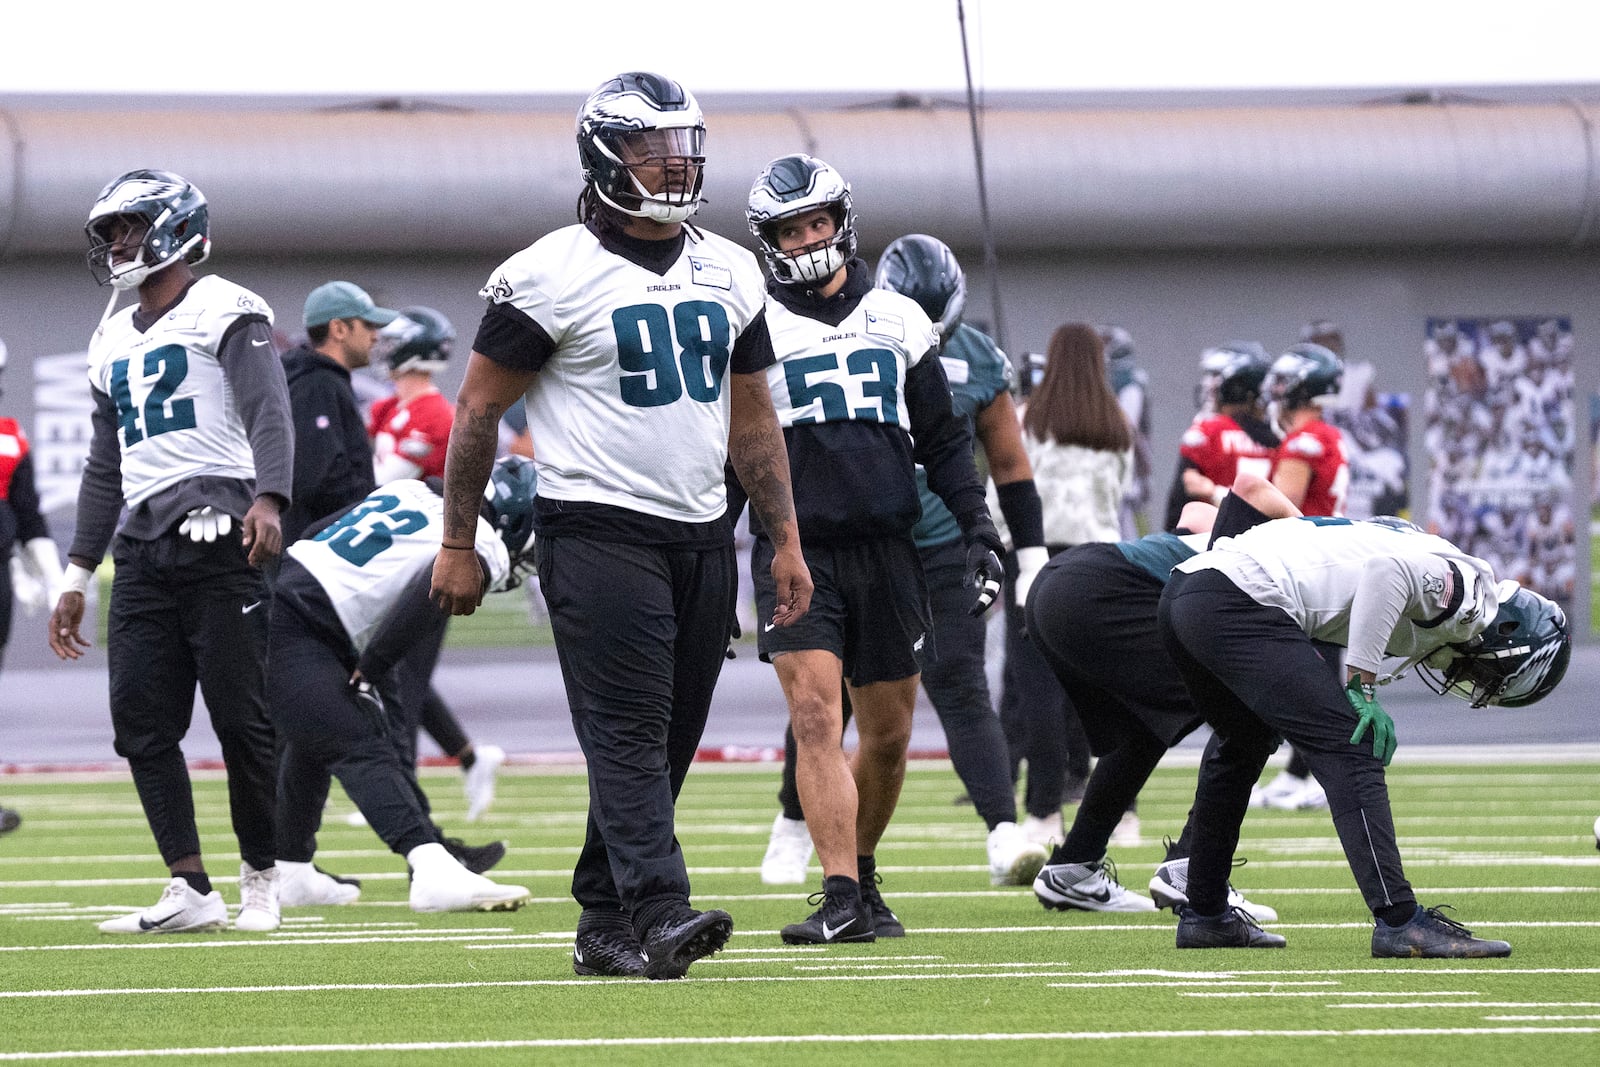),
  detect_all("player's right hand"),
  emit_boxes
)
[47,593,91,661]
[430,547,486,616]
